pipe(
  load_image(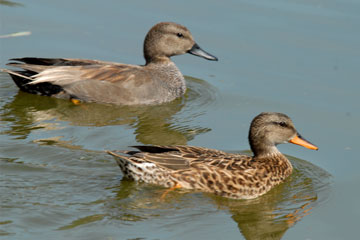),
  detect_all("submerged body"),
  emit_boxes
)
[1,22,217,105]
[108,112,318,199]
